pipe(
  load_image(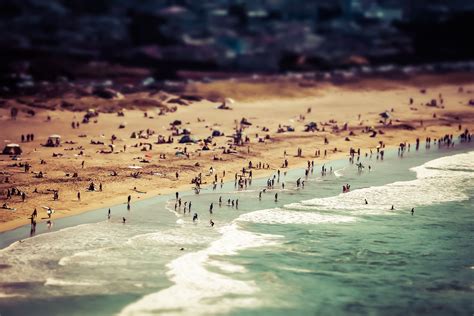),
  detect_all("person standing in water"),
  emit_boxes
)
[122,217,126,224]
[259,191,262,200]
[210,219,215,227]
[193,213,198,222]
[411,208,414,215]
[275,193,278,202]
[108,208,111,219]
[209,203,213,214]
